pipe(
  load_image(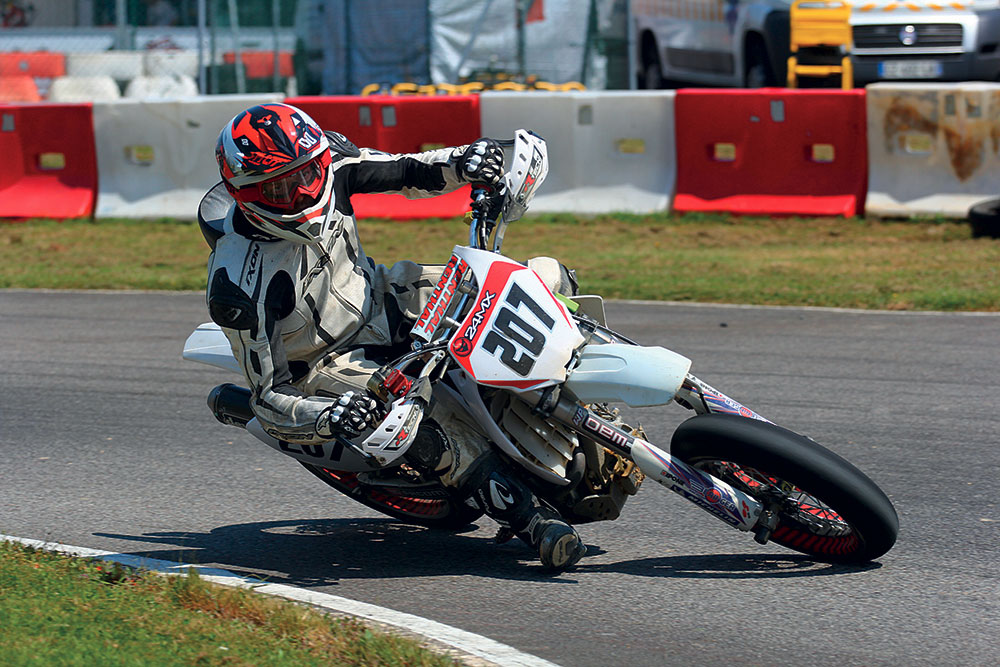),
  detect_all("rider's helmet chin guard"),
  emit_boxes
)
[216,103,334,244]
